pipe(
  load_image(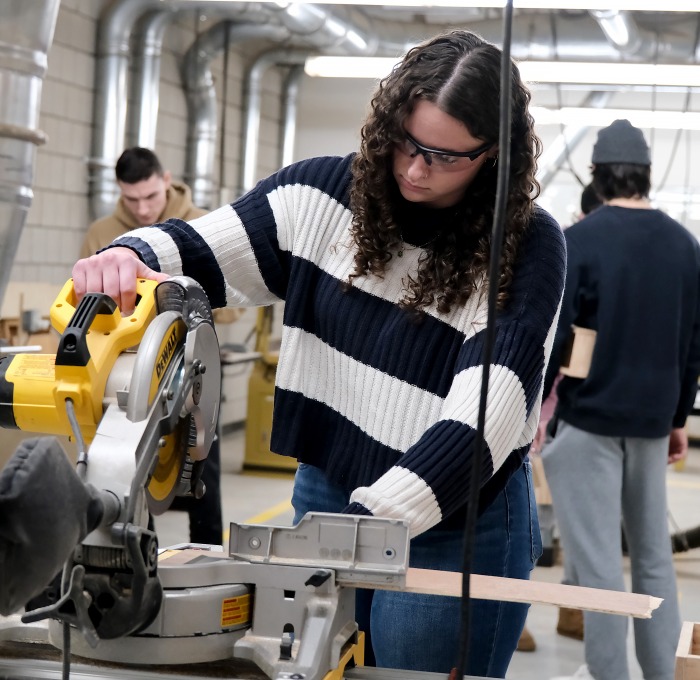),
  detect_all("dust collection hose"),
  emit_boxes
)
[0,437,107,616]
